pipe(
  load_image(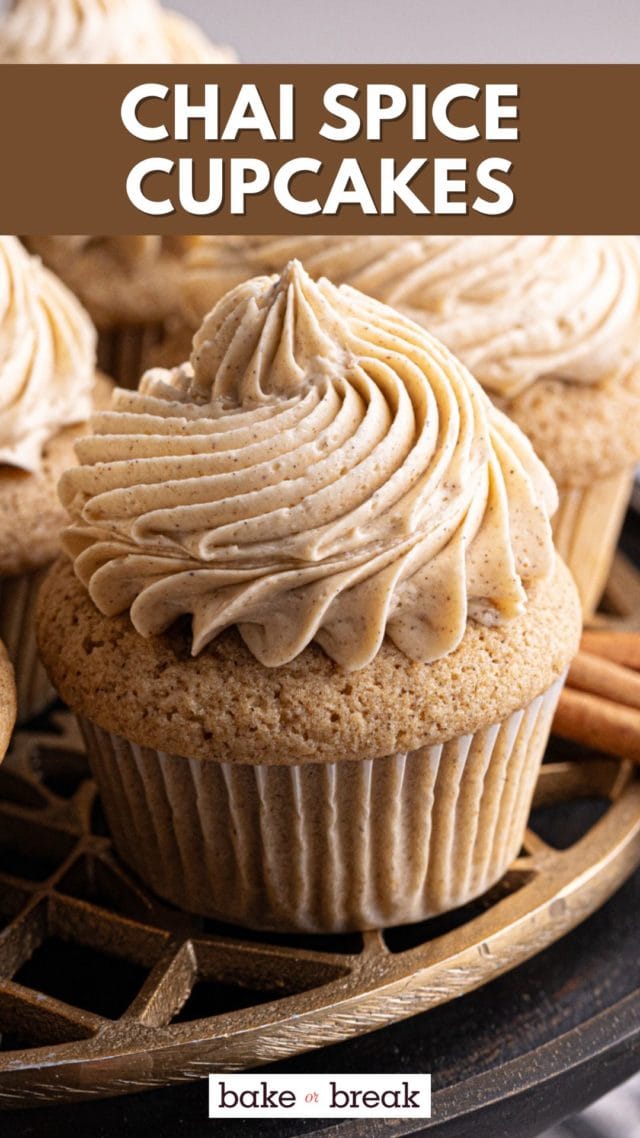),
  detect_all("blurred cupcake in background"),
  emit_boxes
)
[0,236,111,722]
[24,237,212,390]
[1,0,237,389]
[176,235,640,618]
